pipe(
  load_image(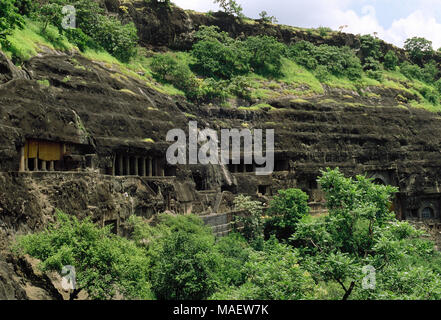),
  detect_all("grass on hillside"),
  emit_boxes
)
[1,19,75,61]
[1,19,185,97]
[3,18,441,113]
